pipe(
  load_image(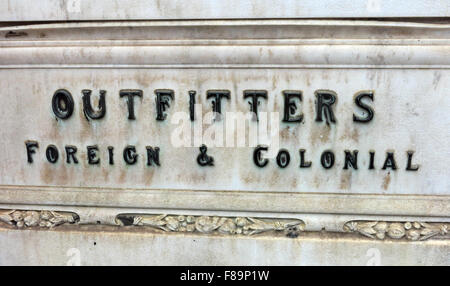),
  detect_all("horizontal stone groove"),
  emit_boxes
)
[0,45,448,66]
[0,186,448,217]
